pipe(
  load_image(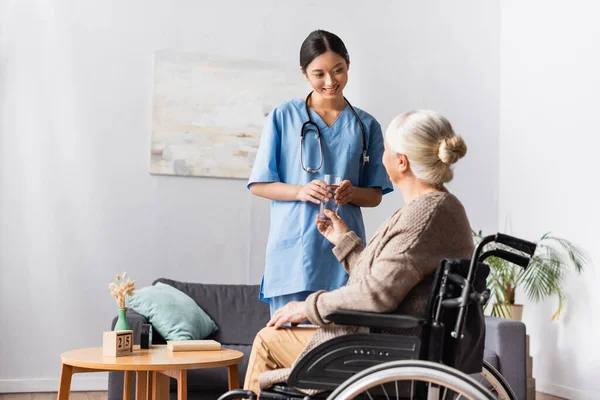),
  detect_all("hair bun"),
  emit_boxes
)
[438,136,467,165]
